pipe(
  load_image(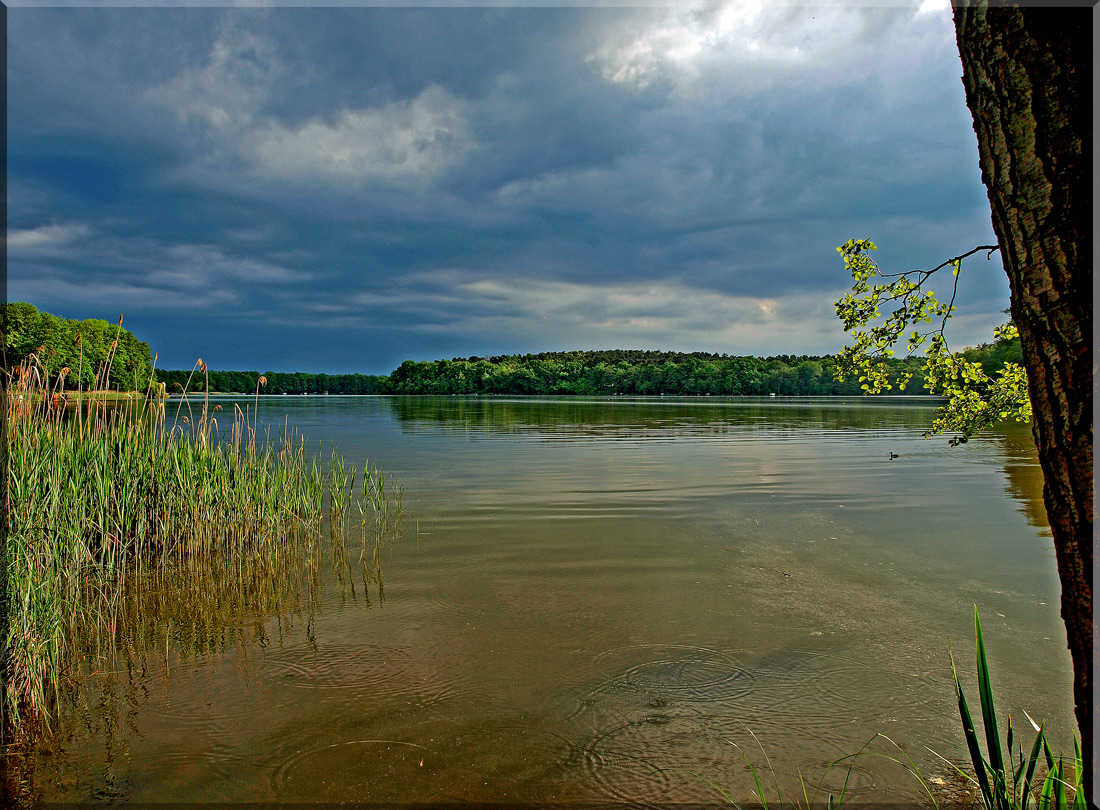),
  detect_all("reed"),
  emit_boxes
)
[946,608,1085,810]
[3,348,401,735]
